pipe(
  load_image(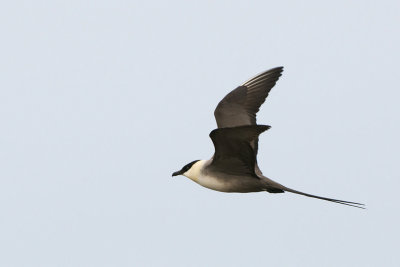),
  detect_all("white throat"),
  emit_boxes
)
[182,159,228,192]
[183,160,207,182]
